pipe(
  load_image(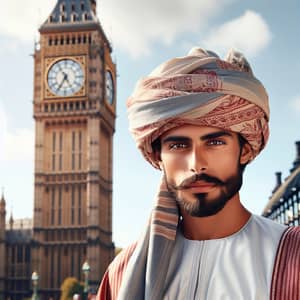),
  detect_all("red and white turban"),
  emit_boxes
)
[127,48,269,168]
